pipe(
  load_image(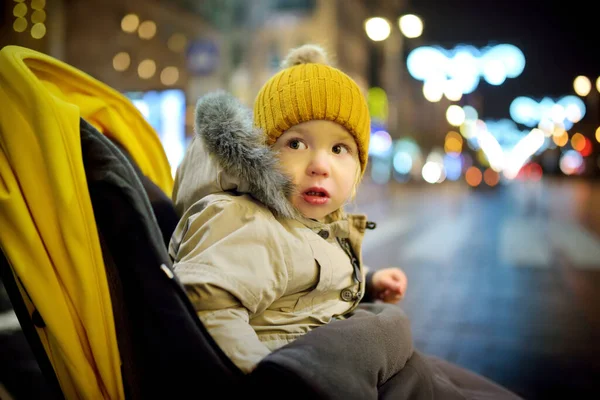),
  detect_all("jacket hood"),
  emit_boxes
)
[172,91,299,219]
